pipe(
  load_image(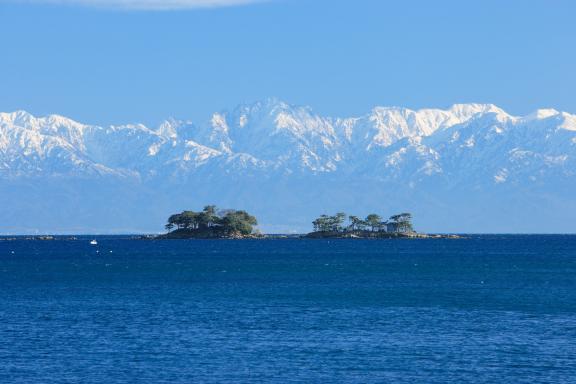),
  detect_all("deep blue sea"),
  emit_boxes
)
[1,235,575,383]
